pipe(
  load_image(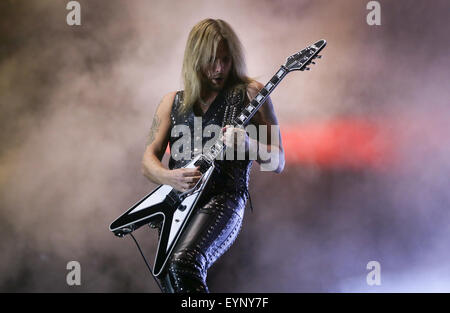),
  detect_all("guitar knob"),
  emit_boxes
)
[305,67,310,71]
